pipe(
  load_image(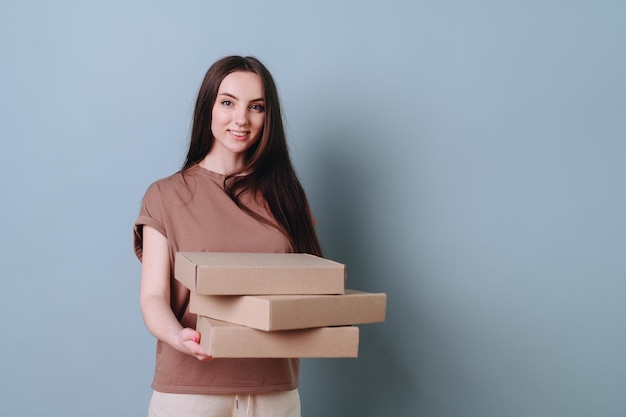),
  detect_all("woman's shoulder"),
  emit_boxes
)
[149,169,186,188]
[141,168,191,201]
[142,170,177,191]
[143,164,215,200]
